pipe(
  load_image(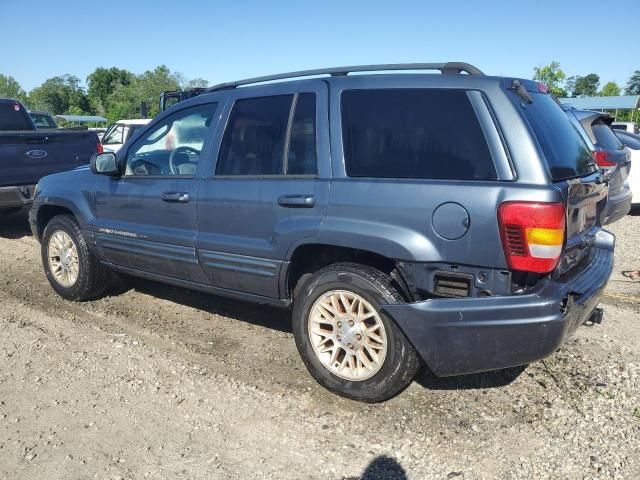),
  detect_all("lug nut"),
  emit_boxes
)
[355,334,362,341]
[348,320,354,327]
[337,321,342,327]
[337,336,342,342]
[347,343,354,349]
